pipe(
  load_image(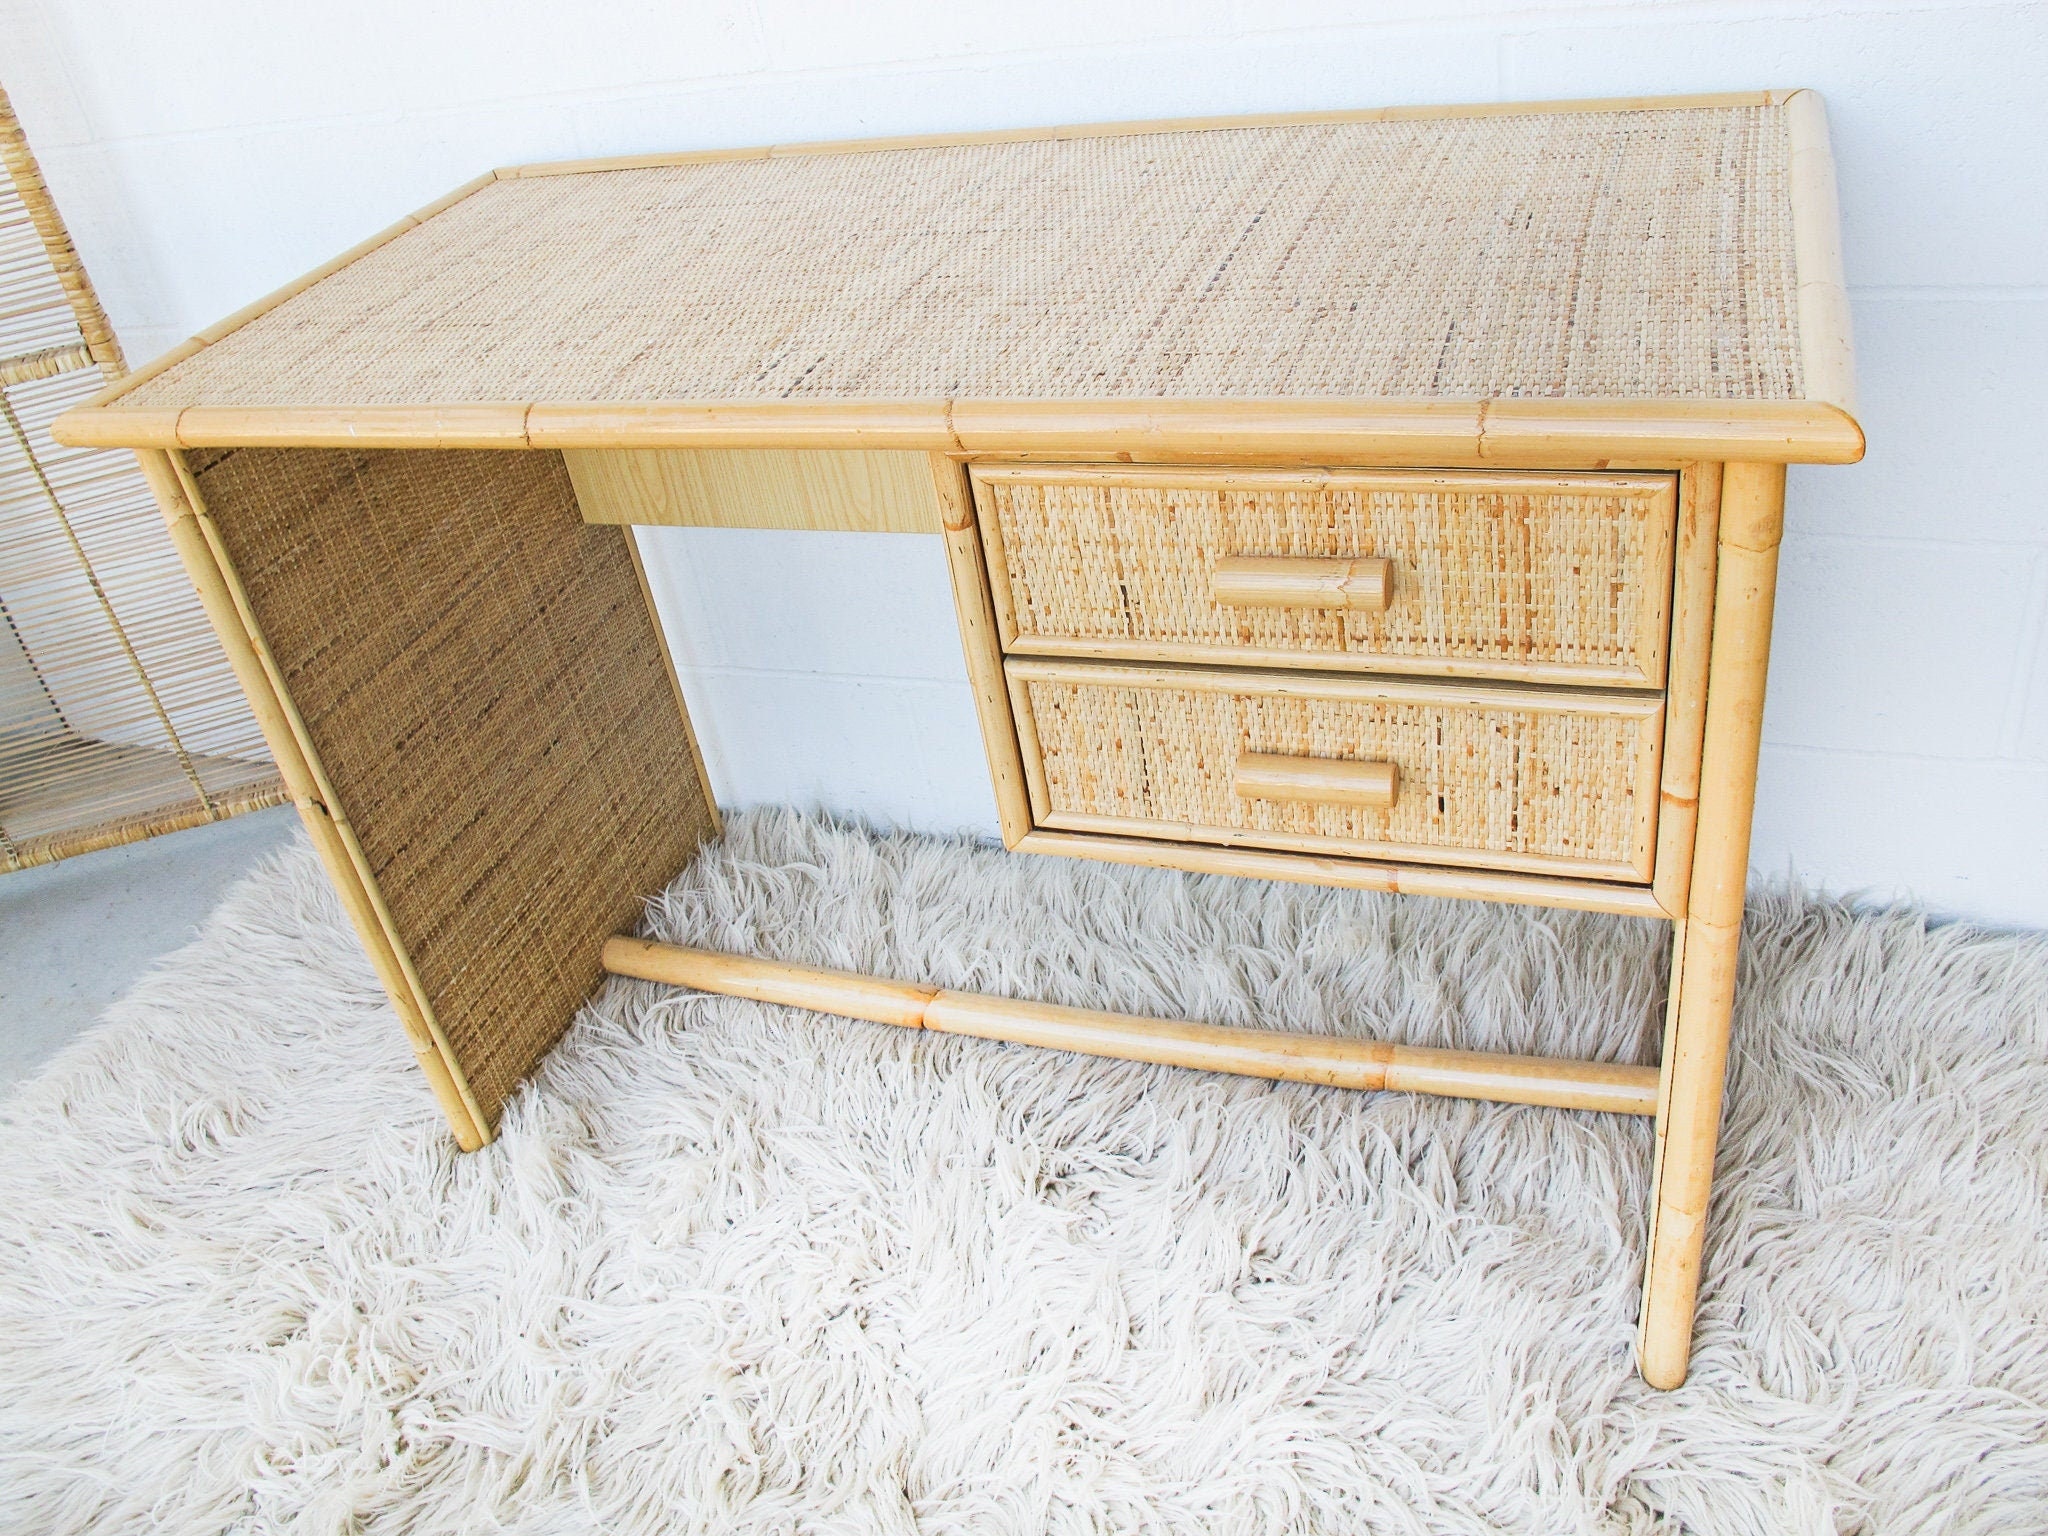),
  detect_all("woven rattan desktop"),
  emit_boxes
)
[57,91,1860,1388]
